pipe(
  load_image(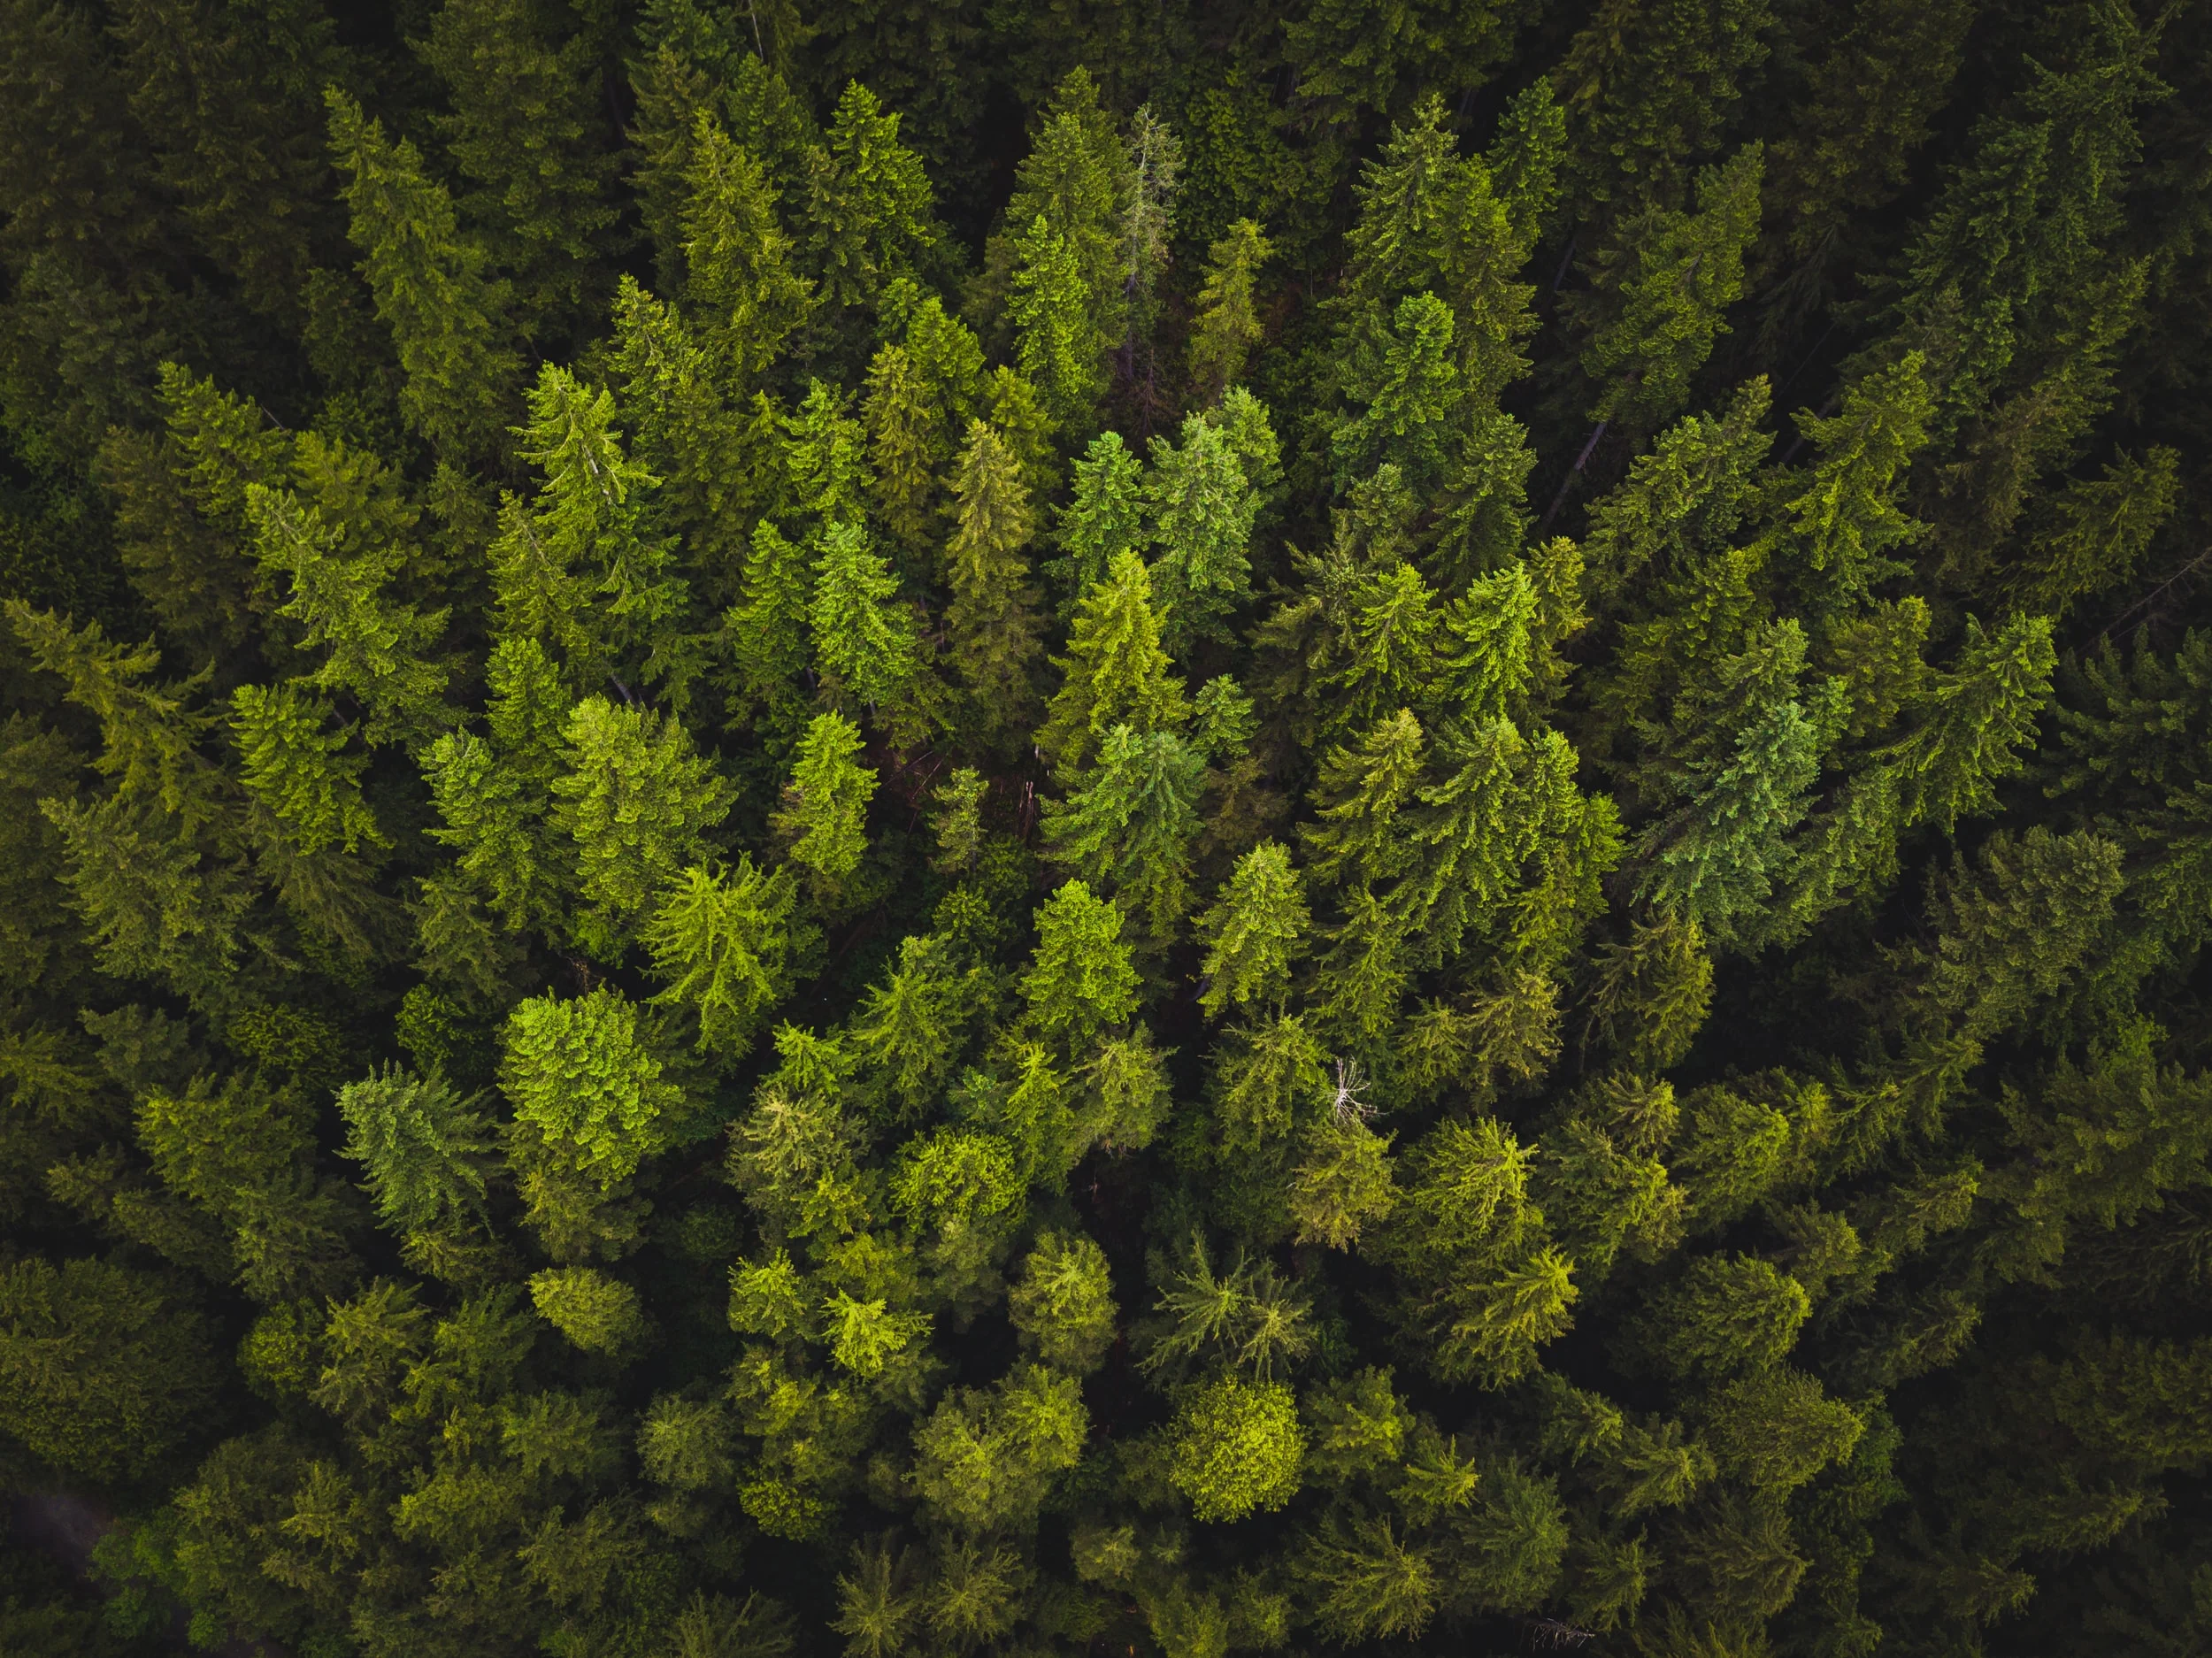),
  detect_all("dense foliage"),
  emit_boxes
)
[2,3,2210,1656]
